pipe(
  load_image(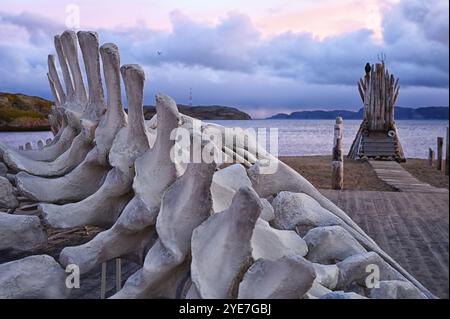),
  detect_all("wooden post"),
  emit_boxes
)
[100,262,107,299]
[332,117,344,190]
[428,148,435,167]
[445,127,449,176]
[116,258,122,292]
[437,137,444,171]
